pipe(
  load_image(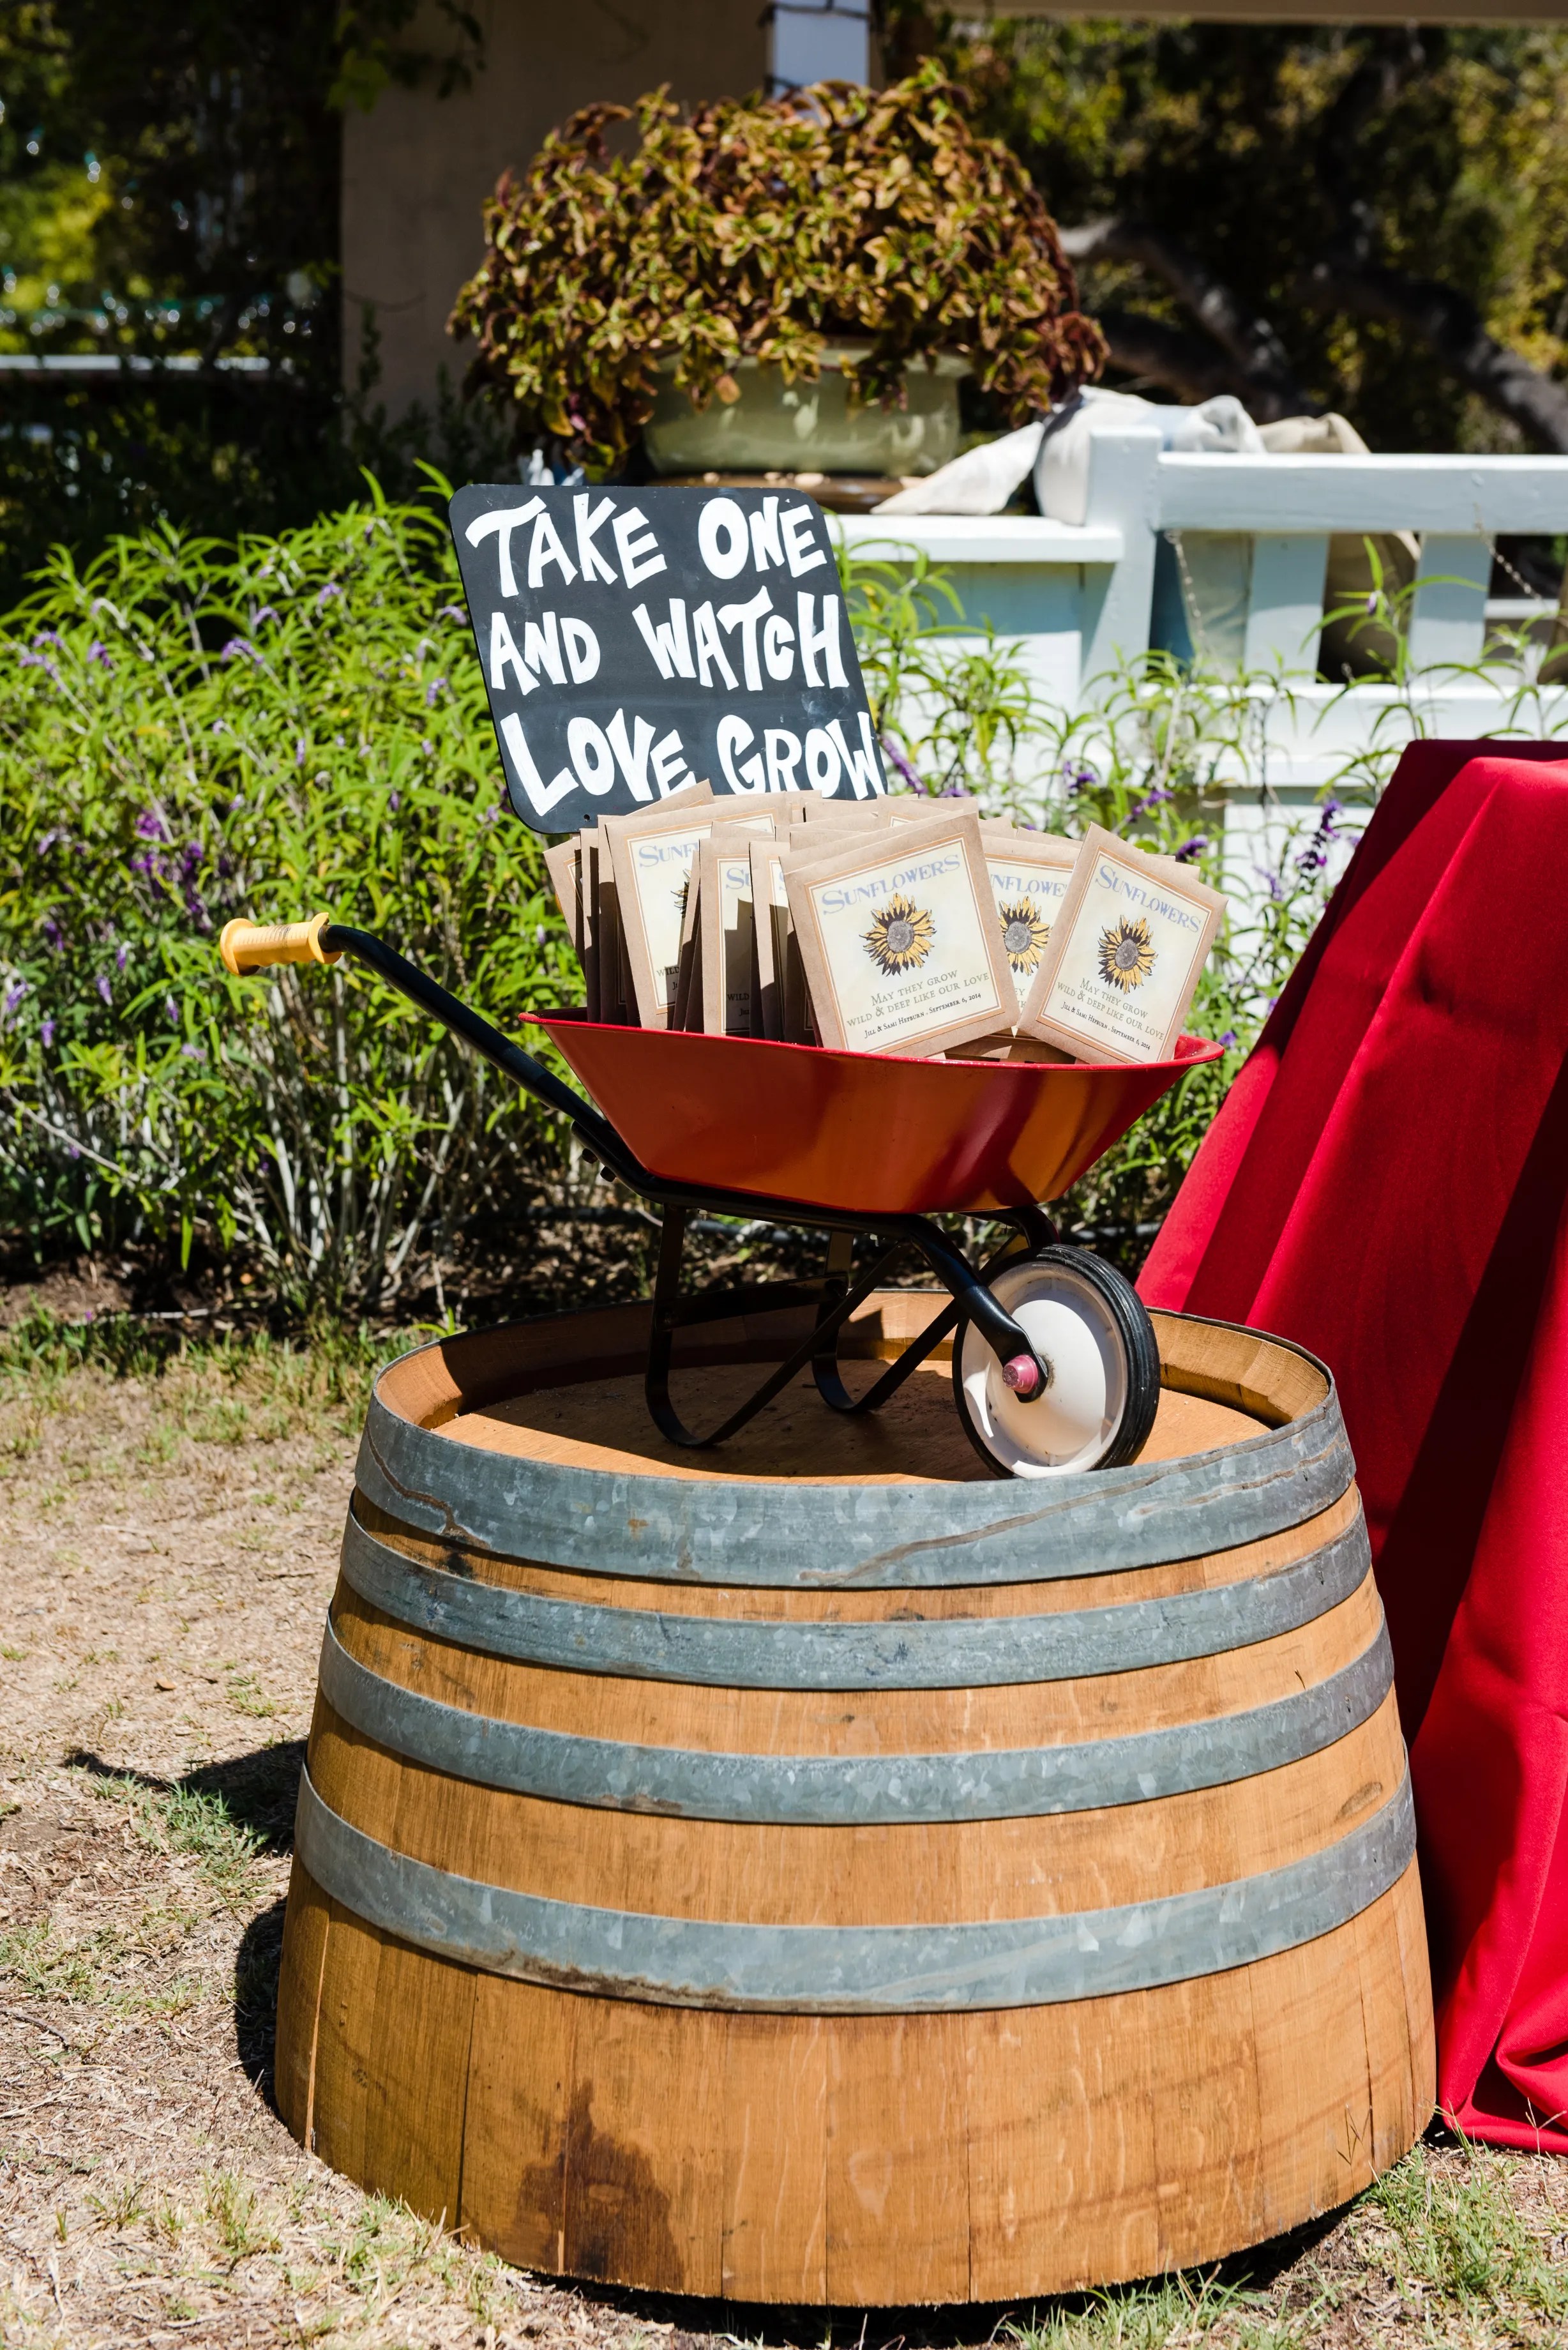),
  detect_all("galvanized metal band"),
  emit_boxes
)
[292,1764,1417,2012]
[356,1317,1353,1589]
[317,1609,1394,1825]
[340,1505,1371,1691]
